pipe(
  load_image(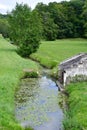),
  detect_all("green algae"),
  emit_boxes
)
[15,76,63,129]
